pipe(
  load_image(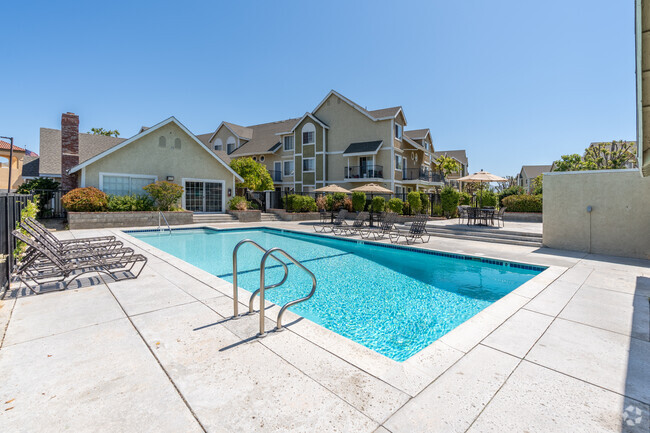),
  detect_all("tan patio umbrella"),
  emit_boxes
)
[313,184,351,193]
[349,183,393,194]
[456,170,507,207]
